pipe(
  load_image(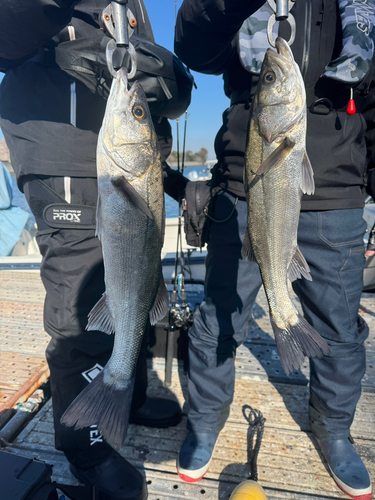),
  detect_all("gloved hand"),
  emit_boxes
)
[162,162,189,202]
[183,180,222,248]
